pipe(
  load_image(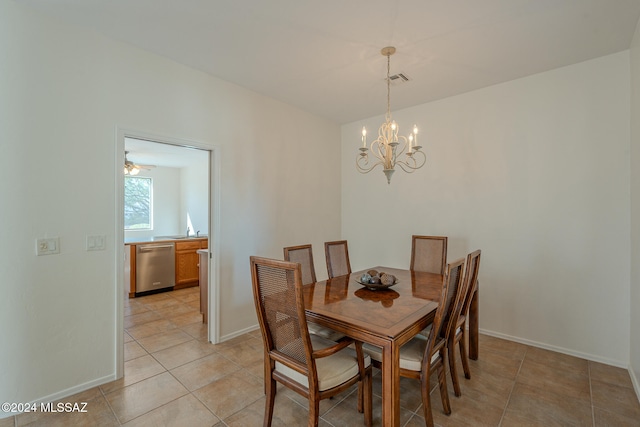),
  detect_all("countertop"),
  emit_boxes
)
[125,236,208,245]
